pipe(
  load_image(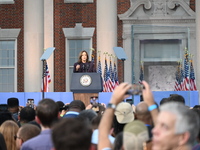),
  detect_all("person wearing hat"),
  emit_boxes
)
[7,97,19,121]
[98,81,155,150]
[114,102,134,124]
[123,120,149,150]
[98,82,132,150]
